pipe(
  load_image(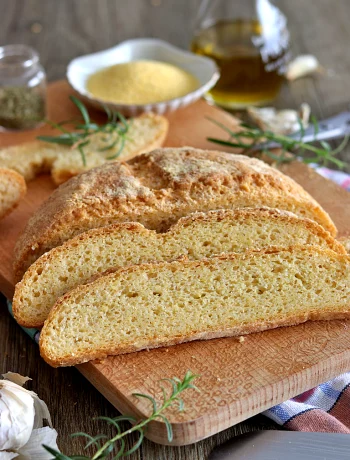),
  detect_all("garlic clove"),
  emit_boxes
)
[2,373,52,429]
[0,381,35,451]
[286,55,321,81]
[15,427,59,460]
[247,103,311,135]
[0,373,54,454]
